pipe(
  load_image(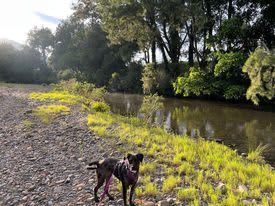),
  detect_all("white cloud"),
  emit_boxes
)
[0,0,75,44]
